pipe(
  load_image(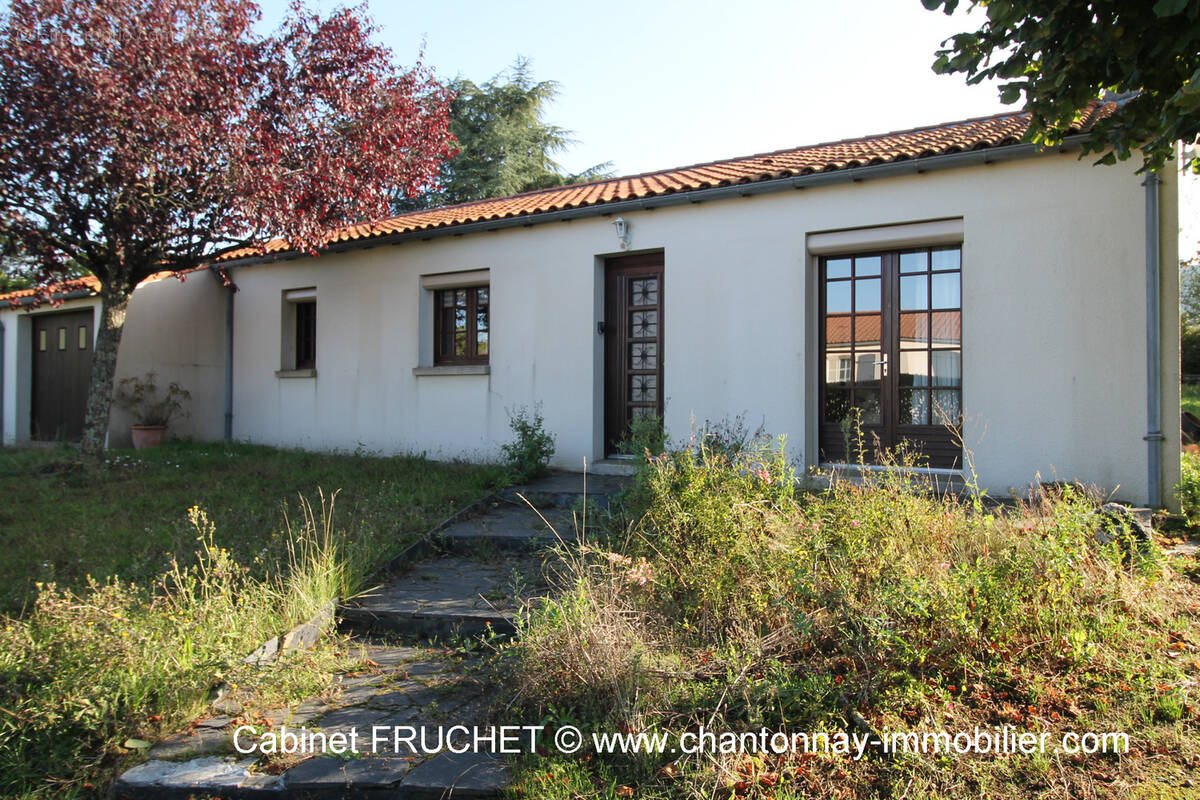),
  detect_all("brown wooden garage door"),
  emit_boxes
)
[32,310,93,441]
